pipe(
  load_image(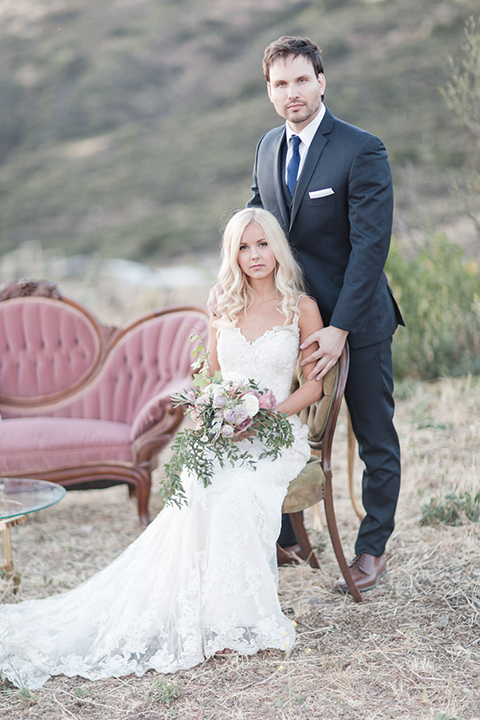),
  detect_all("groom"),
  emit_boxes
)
[248,36,404,592]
